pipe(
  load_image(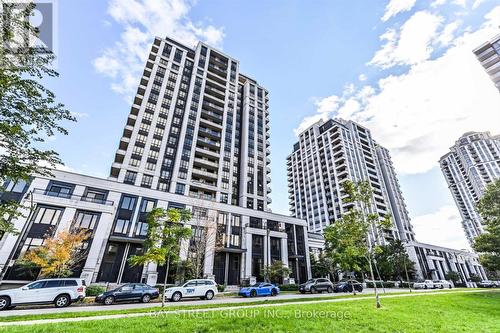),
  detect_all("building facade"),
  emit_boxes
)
[286,118,415,242]
[473,34,500,92]
[439,131,500,245]
[406,241,486,283]
[0,171,311,287]
[109,36,272,212]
